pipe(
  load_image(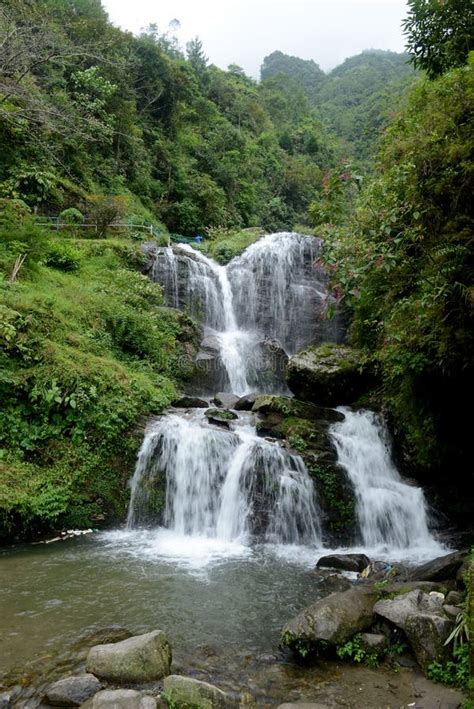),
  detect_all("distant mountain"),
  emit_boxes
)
[261,50,326,96]
[260,49,418,163]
